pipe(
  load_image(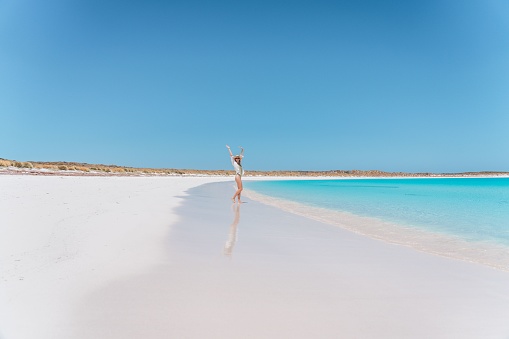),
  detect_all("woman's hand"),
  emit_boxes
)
[226,145,230,149]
